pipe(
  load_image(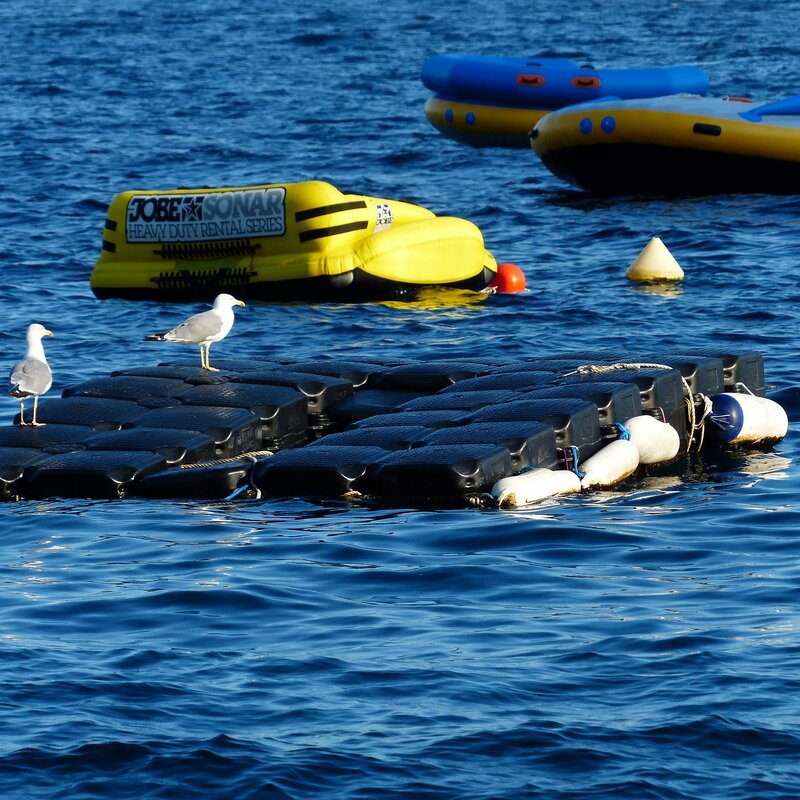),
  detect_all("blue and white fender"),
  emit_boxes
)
[709,393,788,445]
